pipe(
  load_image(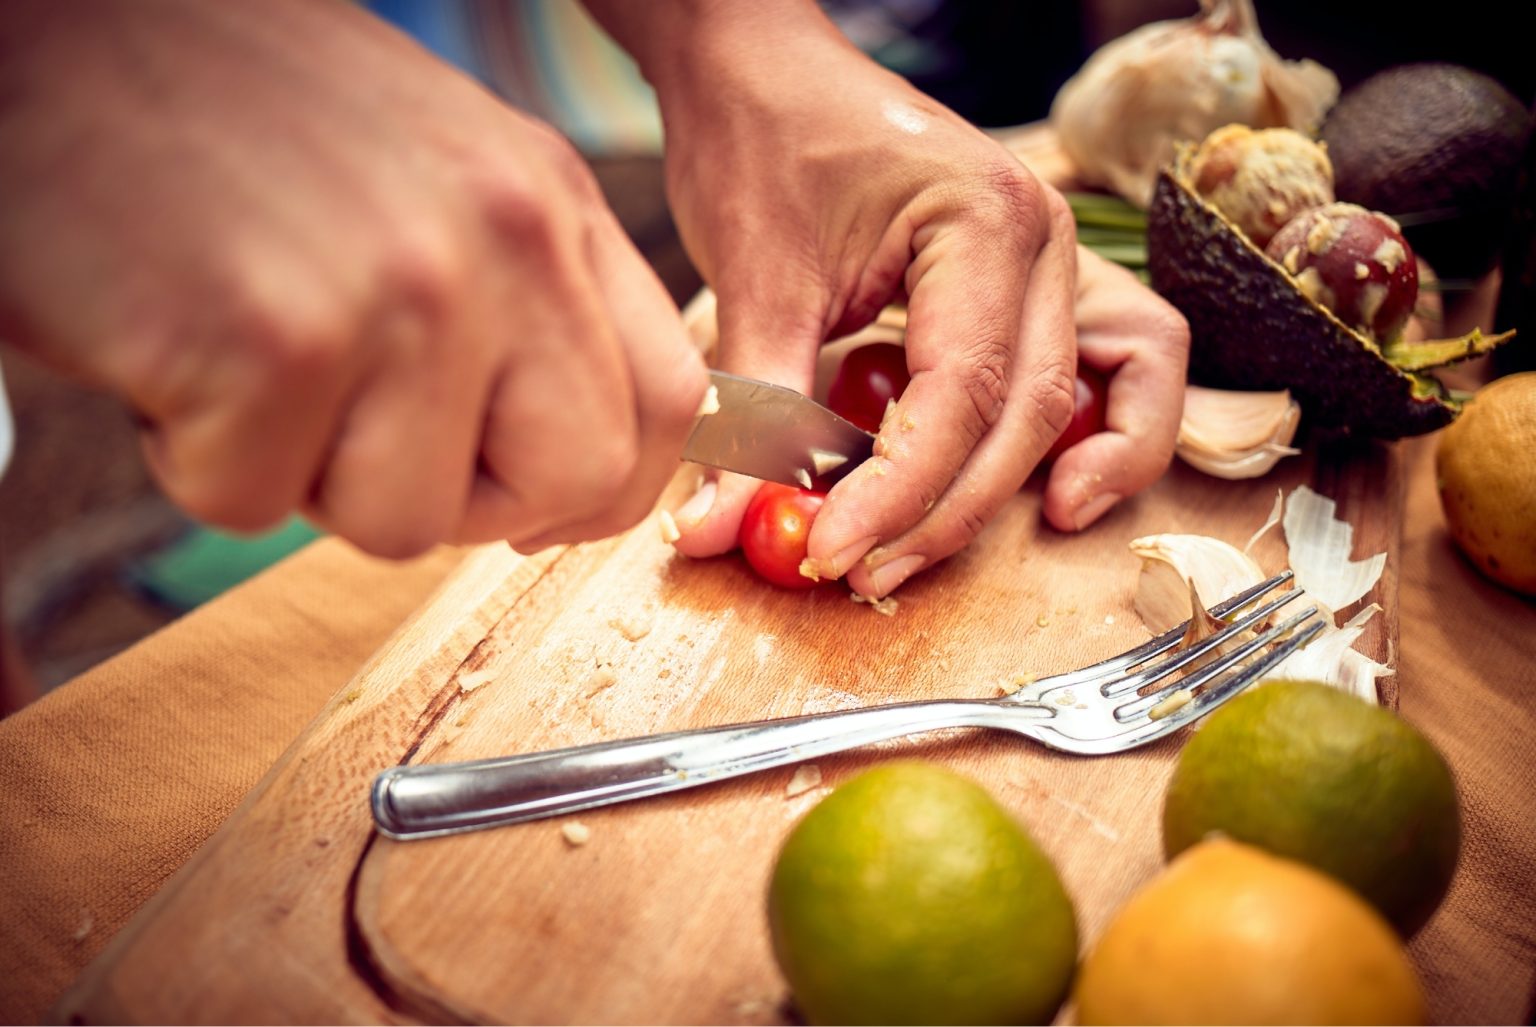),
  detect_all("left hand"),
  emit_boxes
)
[593,2,1083,598]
